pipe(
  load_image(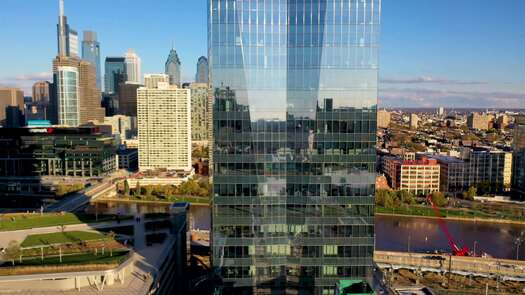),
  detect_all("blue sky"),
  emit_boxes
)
[0,0,524,108]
